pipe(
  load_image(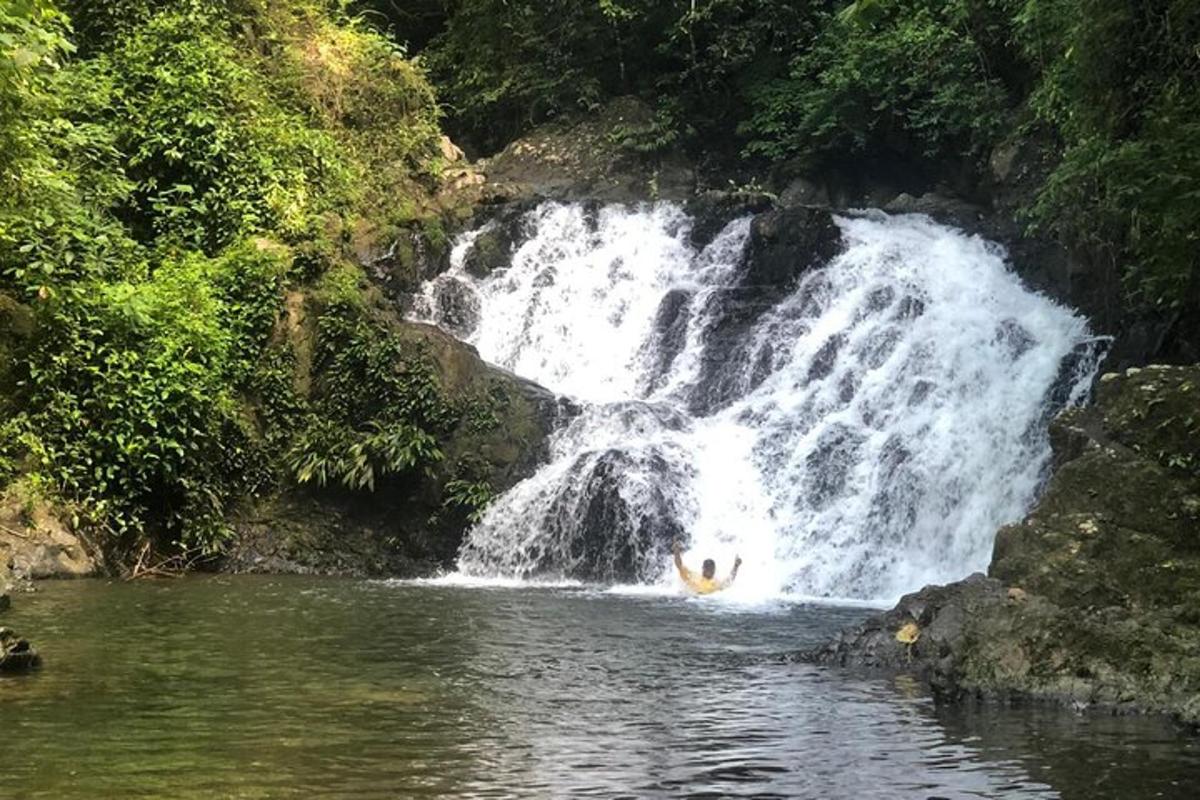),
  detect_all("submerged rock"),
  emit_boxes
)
[808,365,1200,723]
[0,626,42,673]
